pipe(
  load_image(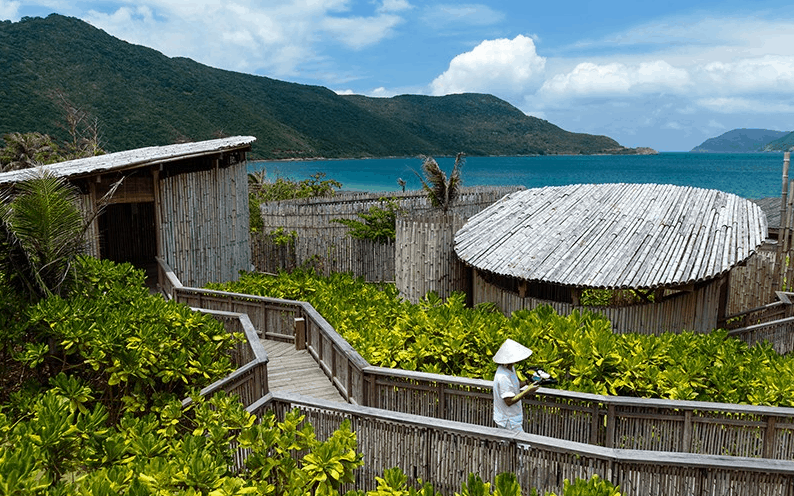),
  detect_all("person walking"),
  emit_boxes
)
[492,339,539,432]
